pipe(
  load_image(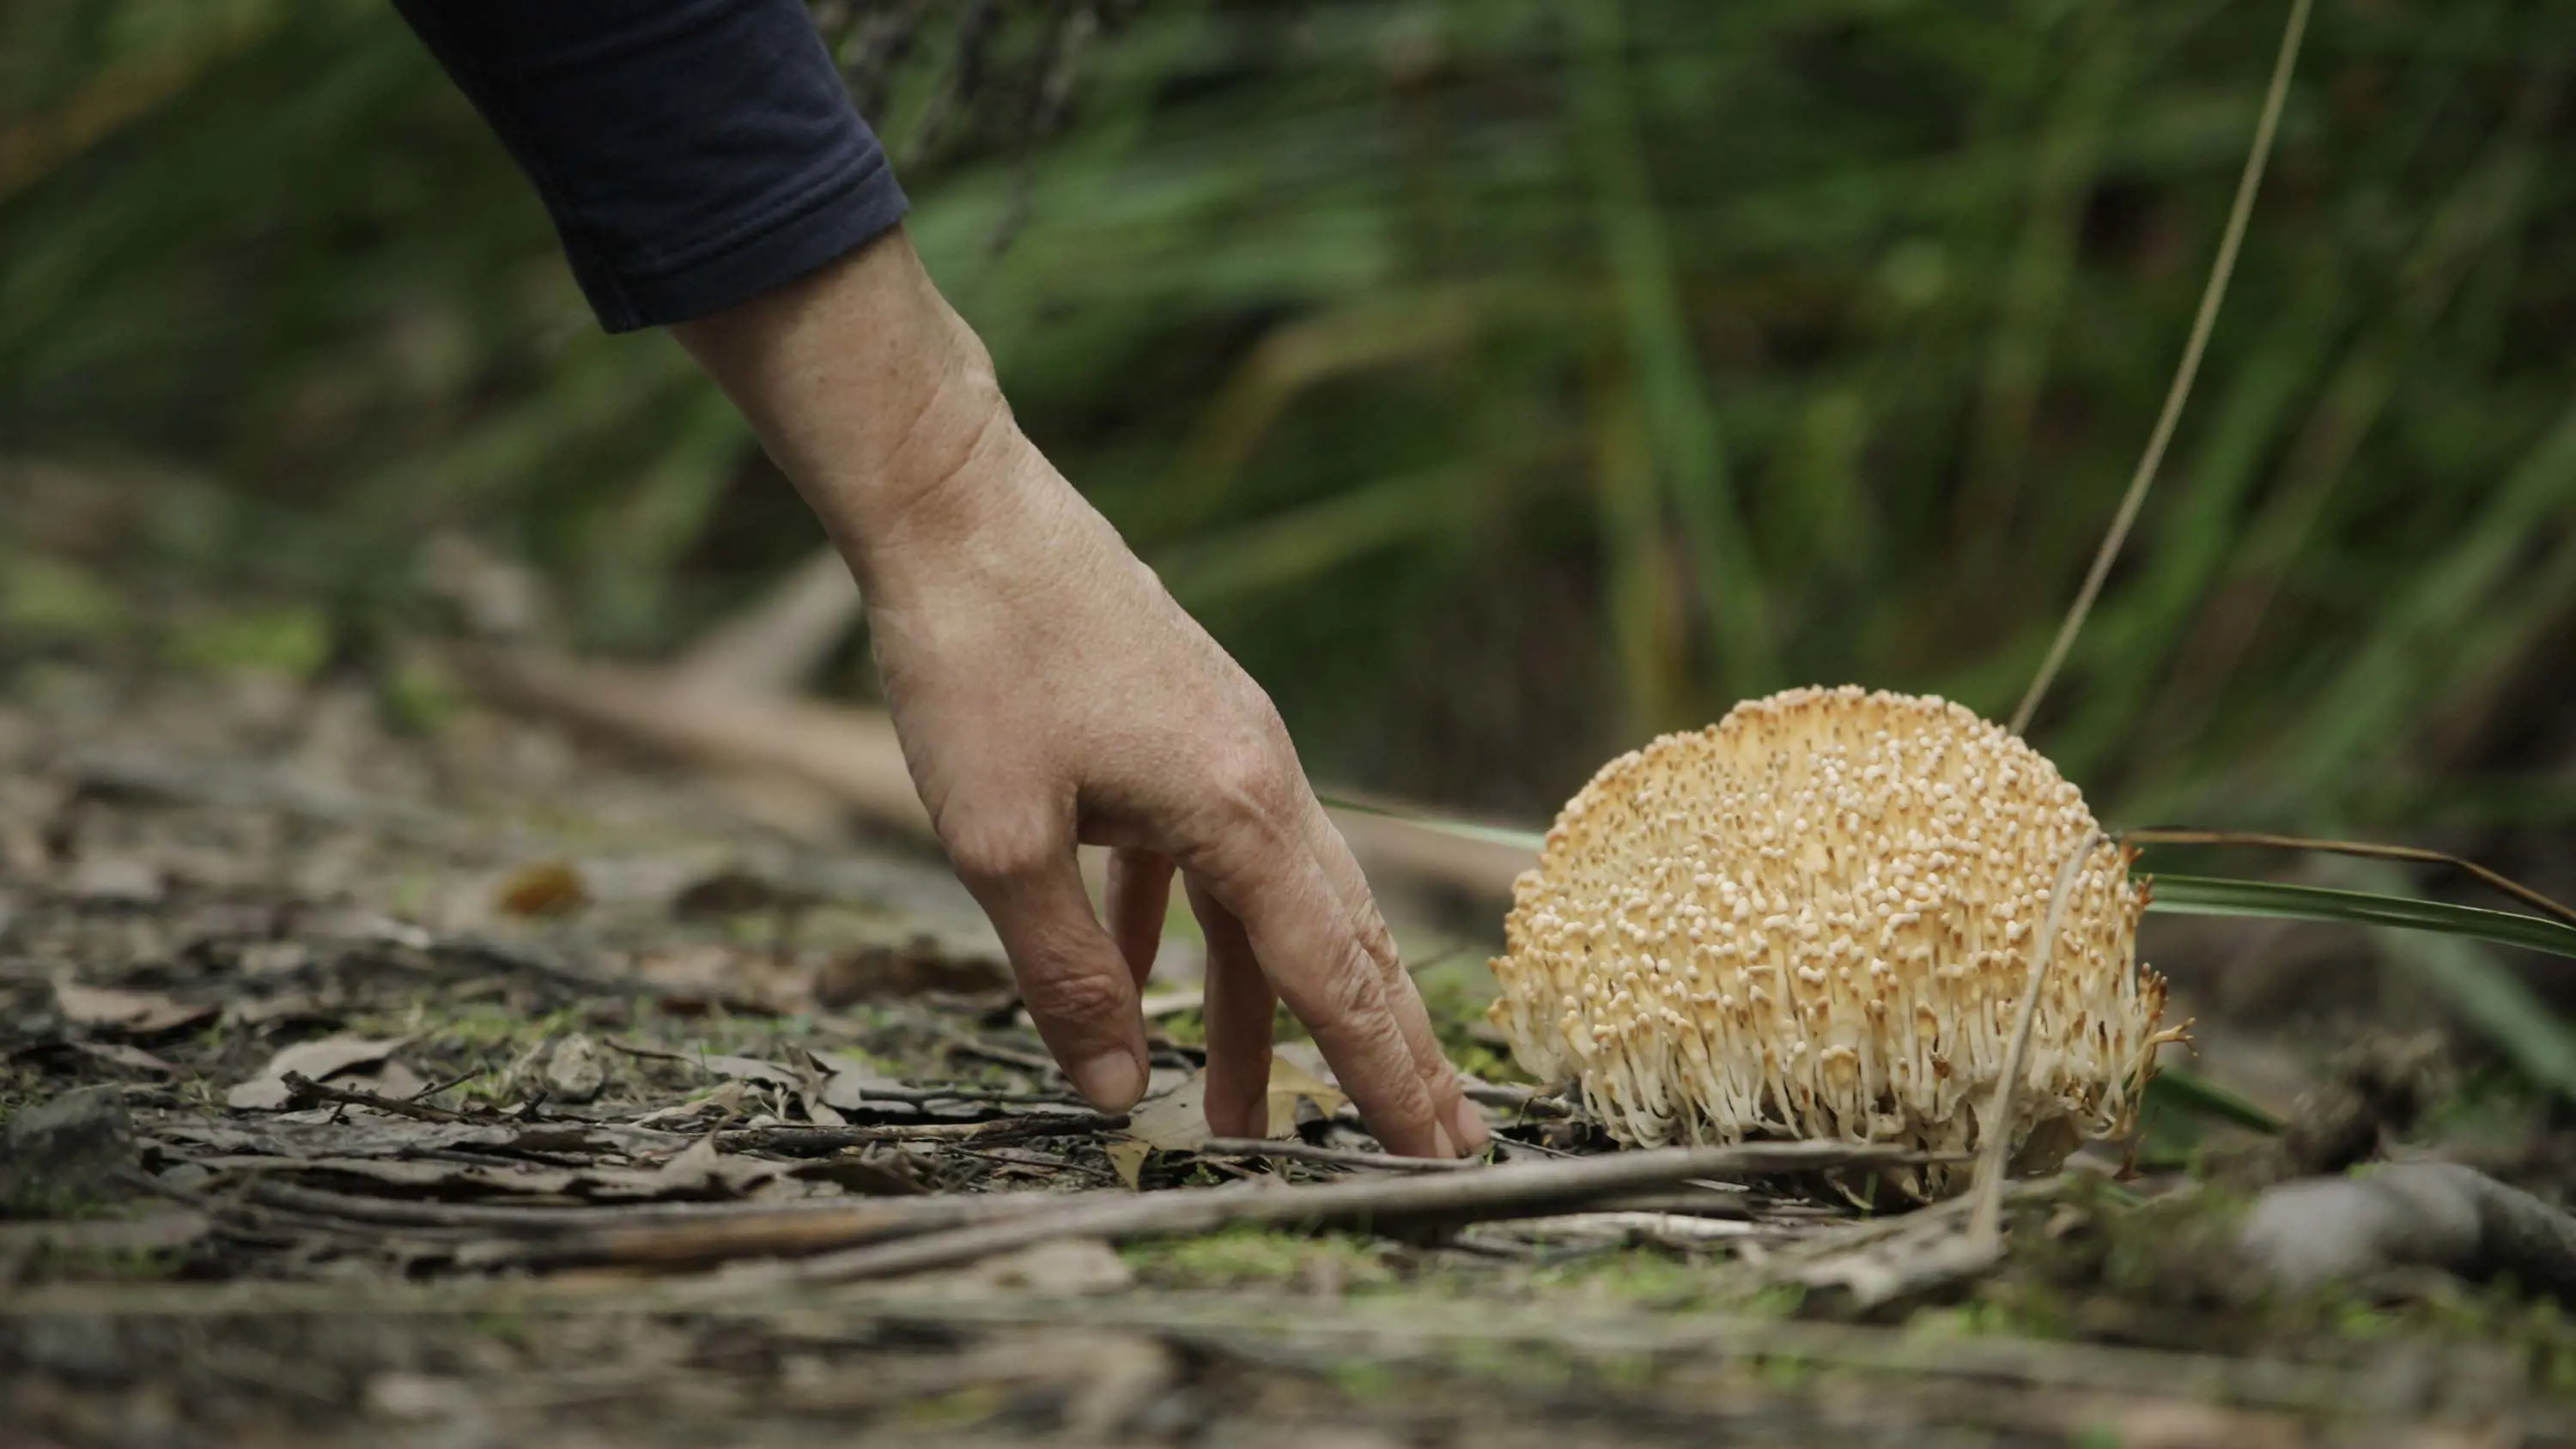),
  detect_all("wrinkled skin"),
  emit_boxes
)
[672,227,1484,1158]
